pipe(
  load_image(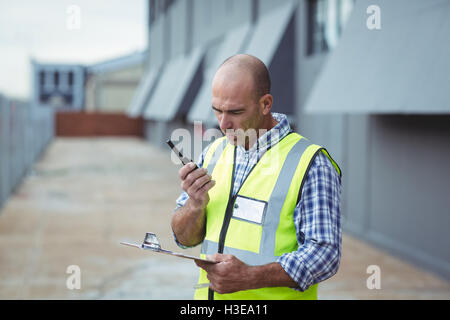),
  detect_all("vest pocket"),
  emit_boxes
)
[224,218,263,253]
